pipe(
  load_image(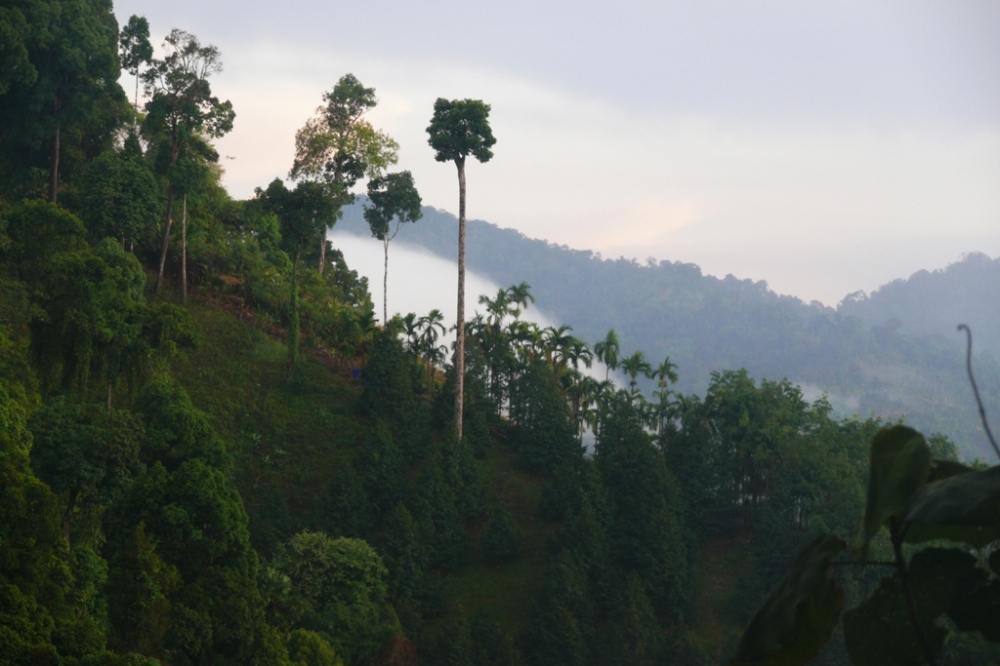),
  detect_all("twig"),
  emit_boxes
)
[958,324,999,461]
